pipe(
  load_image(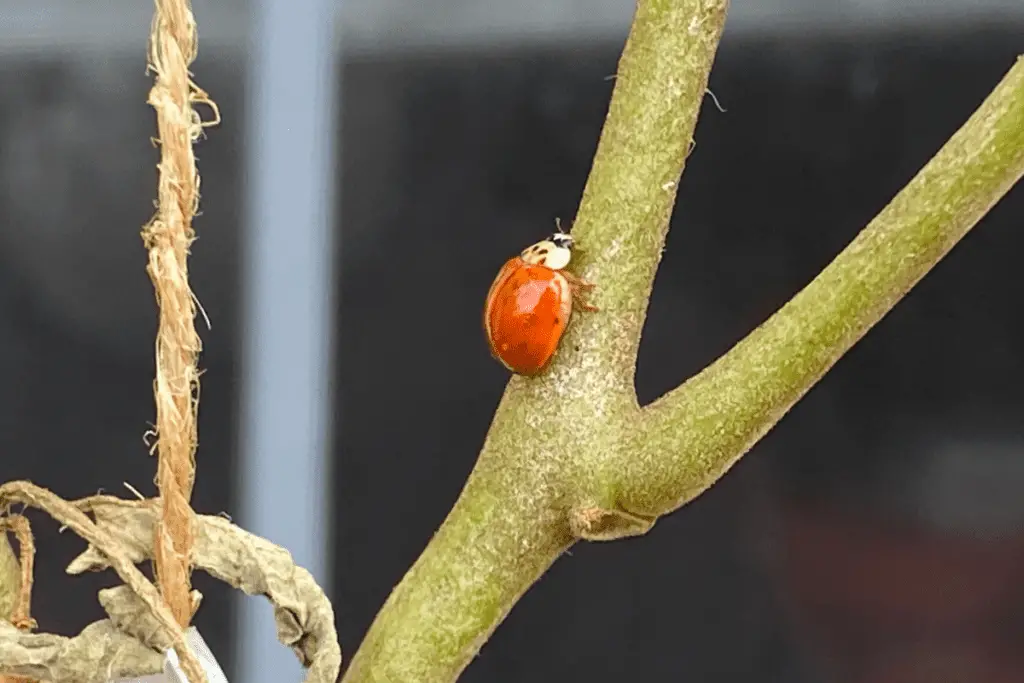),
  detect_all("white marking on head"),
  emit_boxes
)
[520,234,573,270]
